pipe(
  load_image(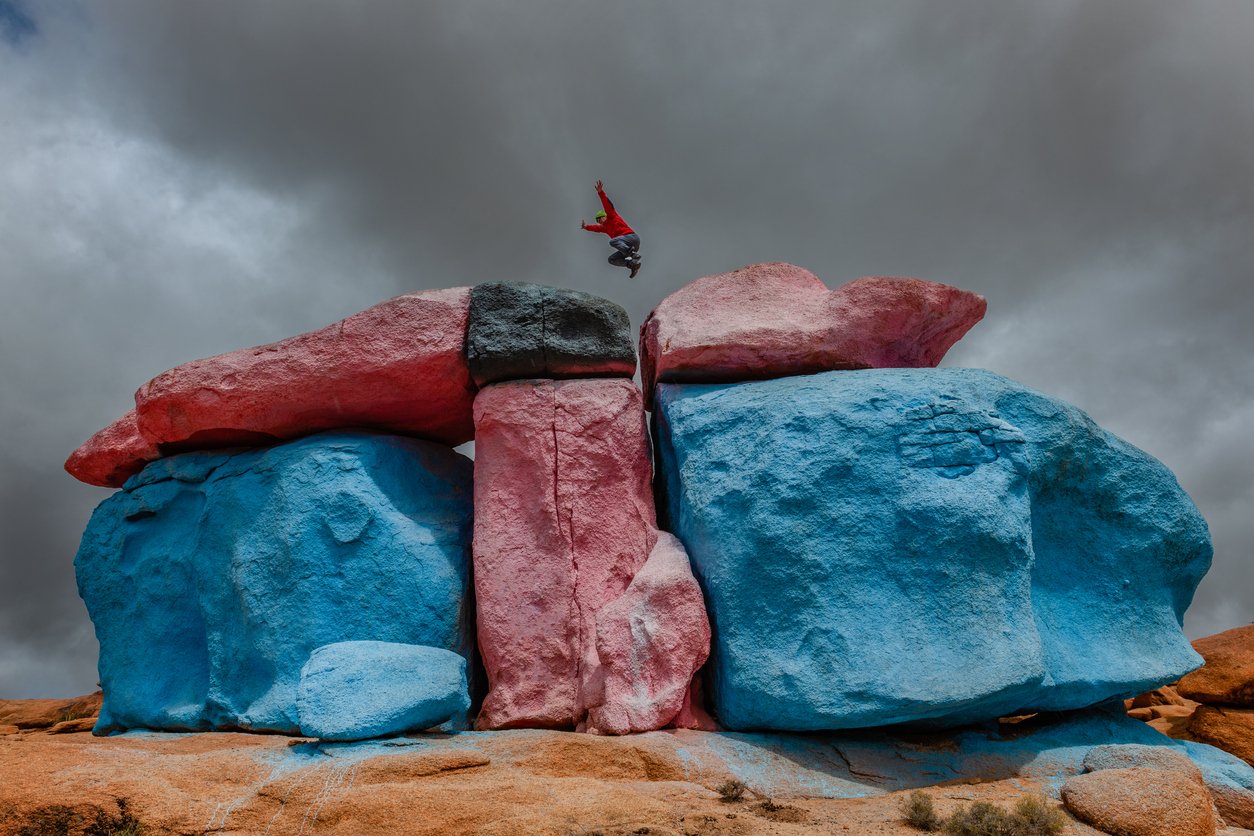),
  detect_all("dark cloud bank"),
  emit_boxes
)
[2,1,1251,696]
